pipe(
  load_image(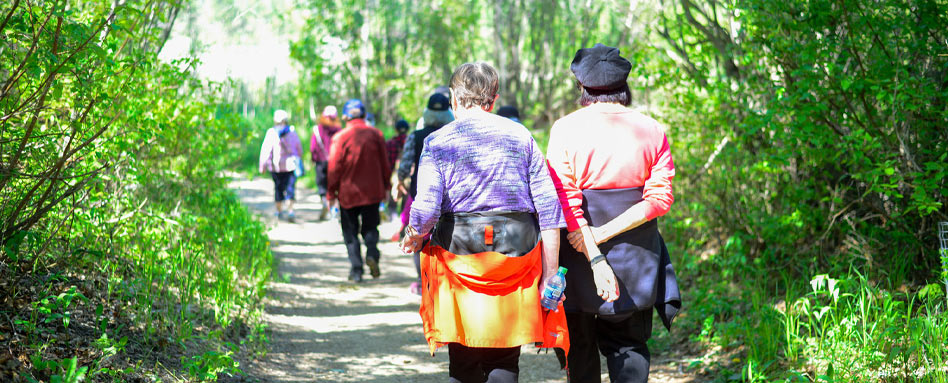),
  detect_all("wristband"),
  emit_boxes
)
[590,254,607,265]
